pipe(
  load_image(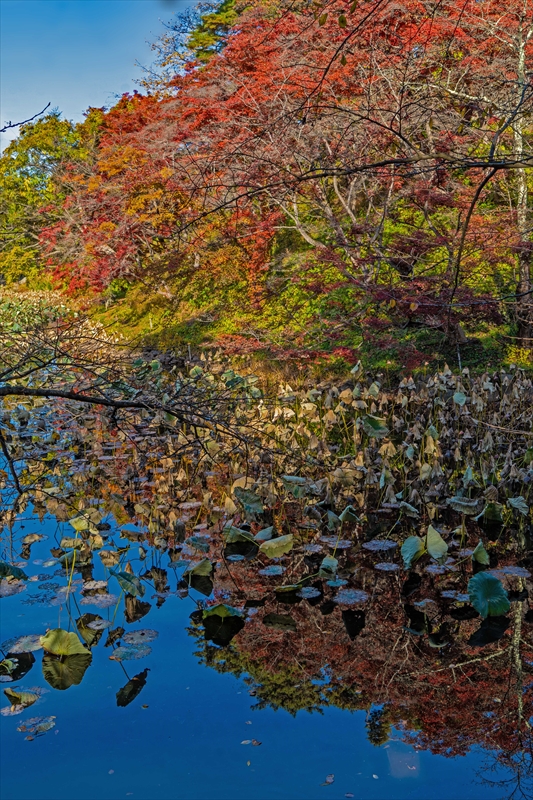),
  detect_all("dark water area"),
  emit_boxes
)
[0,510,530,800]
